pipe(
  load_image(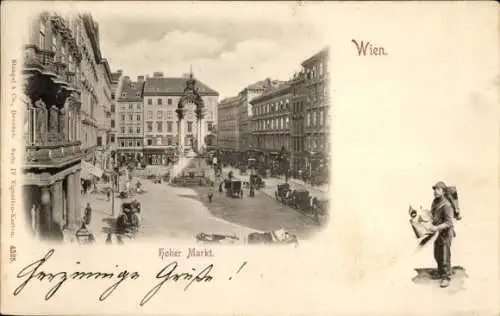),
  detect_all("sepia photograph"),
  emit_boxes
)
[2,2,499,315]
[20,10,329,246]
